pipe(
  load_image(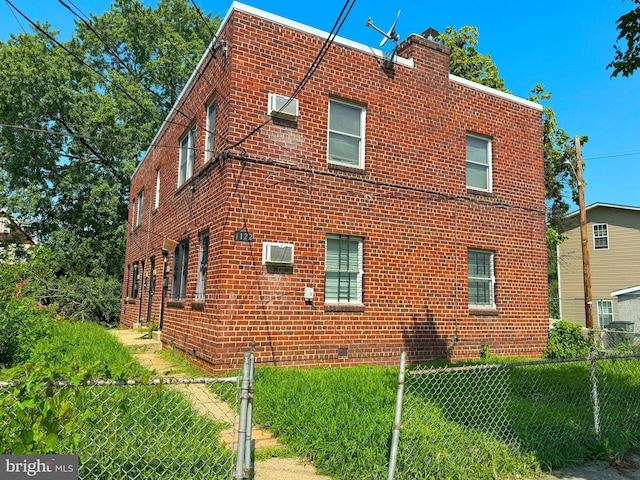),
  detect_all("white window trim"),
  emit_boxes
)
[468,249,496,308]
[205,100,216,163]
[154,169,161,210]
[178,126,196,186]
[597,299,614,328]
[136,190,144,227]
[466,133,492,192]
[327,99,366,169]
[0,218,10,234]
[593,223,609,250]
[195,231,209,301]
[324,234,364,305]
